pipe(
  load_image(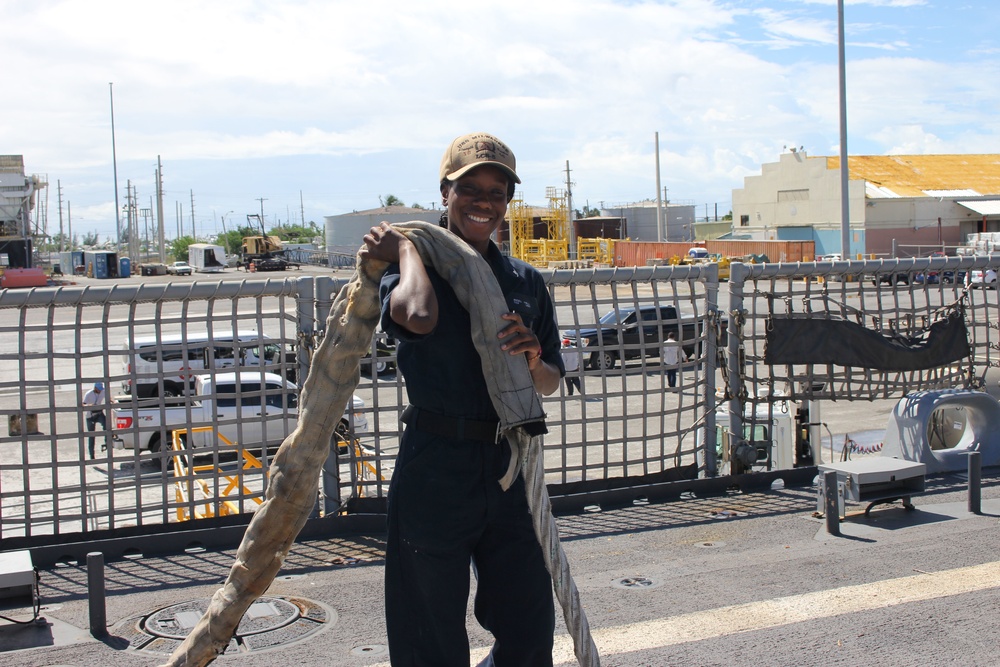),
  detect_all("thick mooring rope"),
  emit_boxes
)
[158,222,598,667]
[512,428,601,666]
